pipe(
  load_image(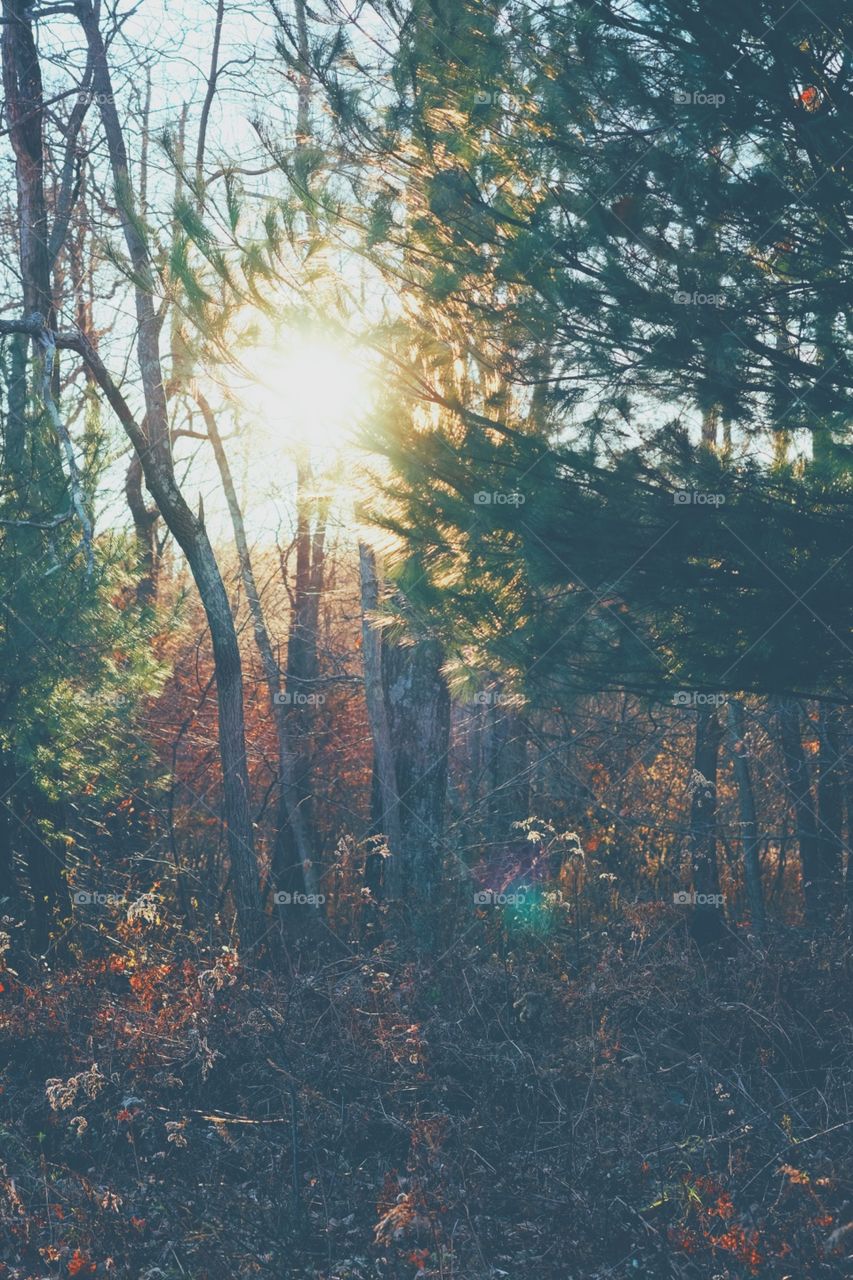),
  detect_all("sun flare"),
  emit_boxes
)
[239,331,373,453]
